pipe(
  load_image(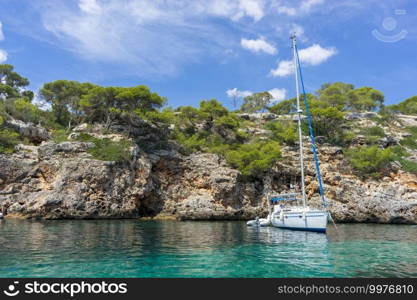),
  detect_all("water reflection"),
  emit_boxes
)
[0,220,416,277]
